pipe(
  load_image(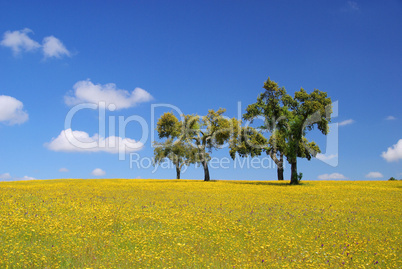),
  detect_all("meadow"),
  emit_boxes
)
[0,179,400,268]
